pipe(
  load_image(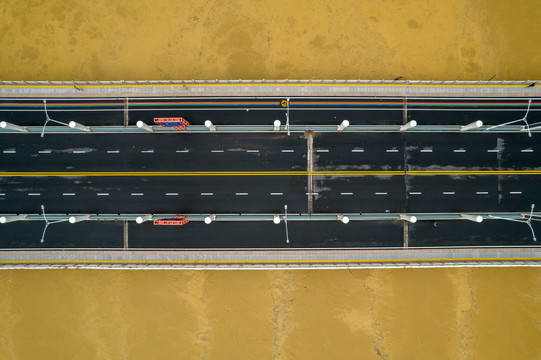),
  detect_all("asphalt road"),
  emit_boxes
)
[1,96,540,249]
[1,96,539,126]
